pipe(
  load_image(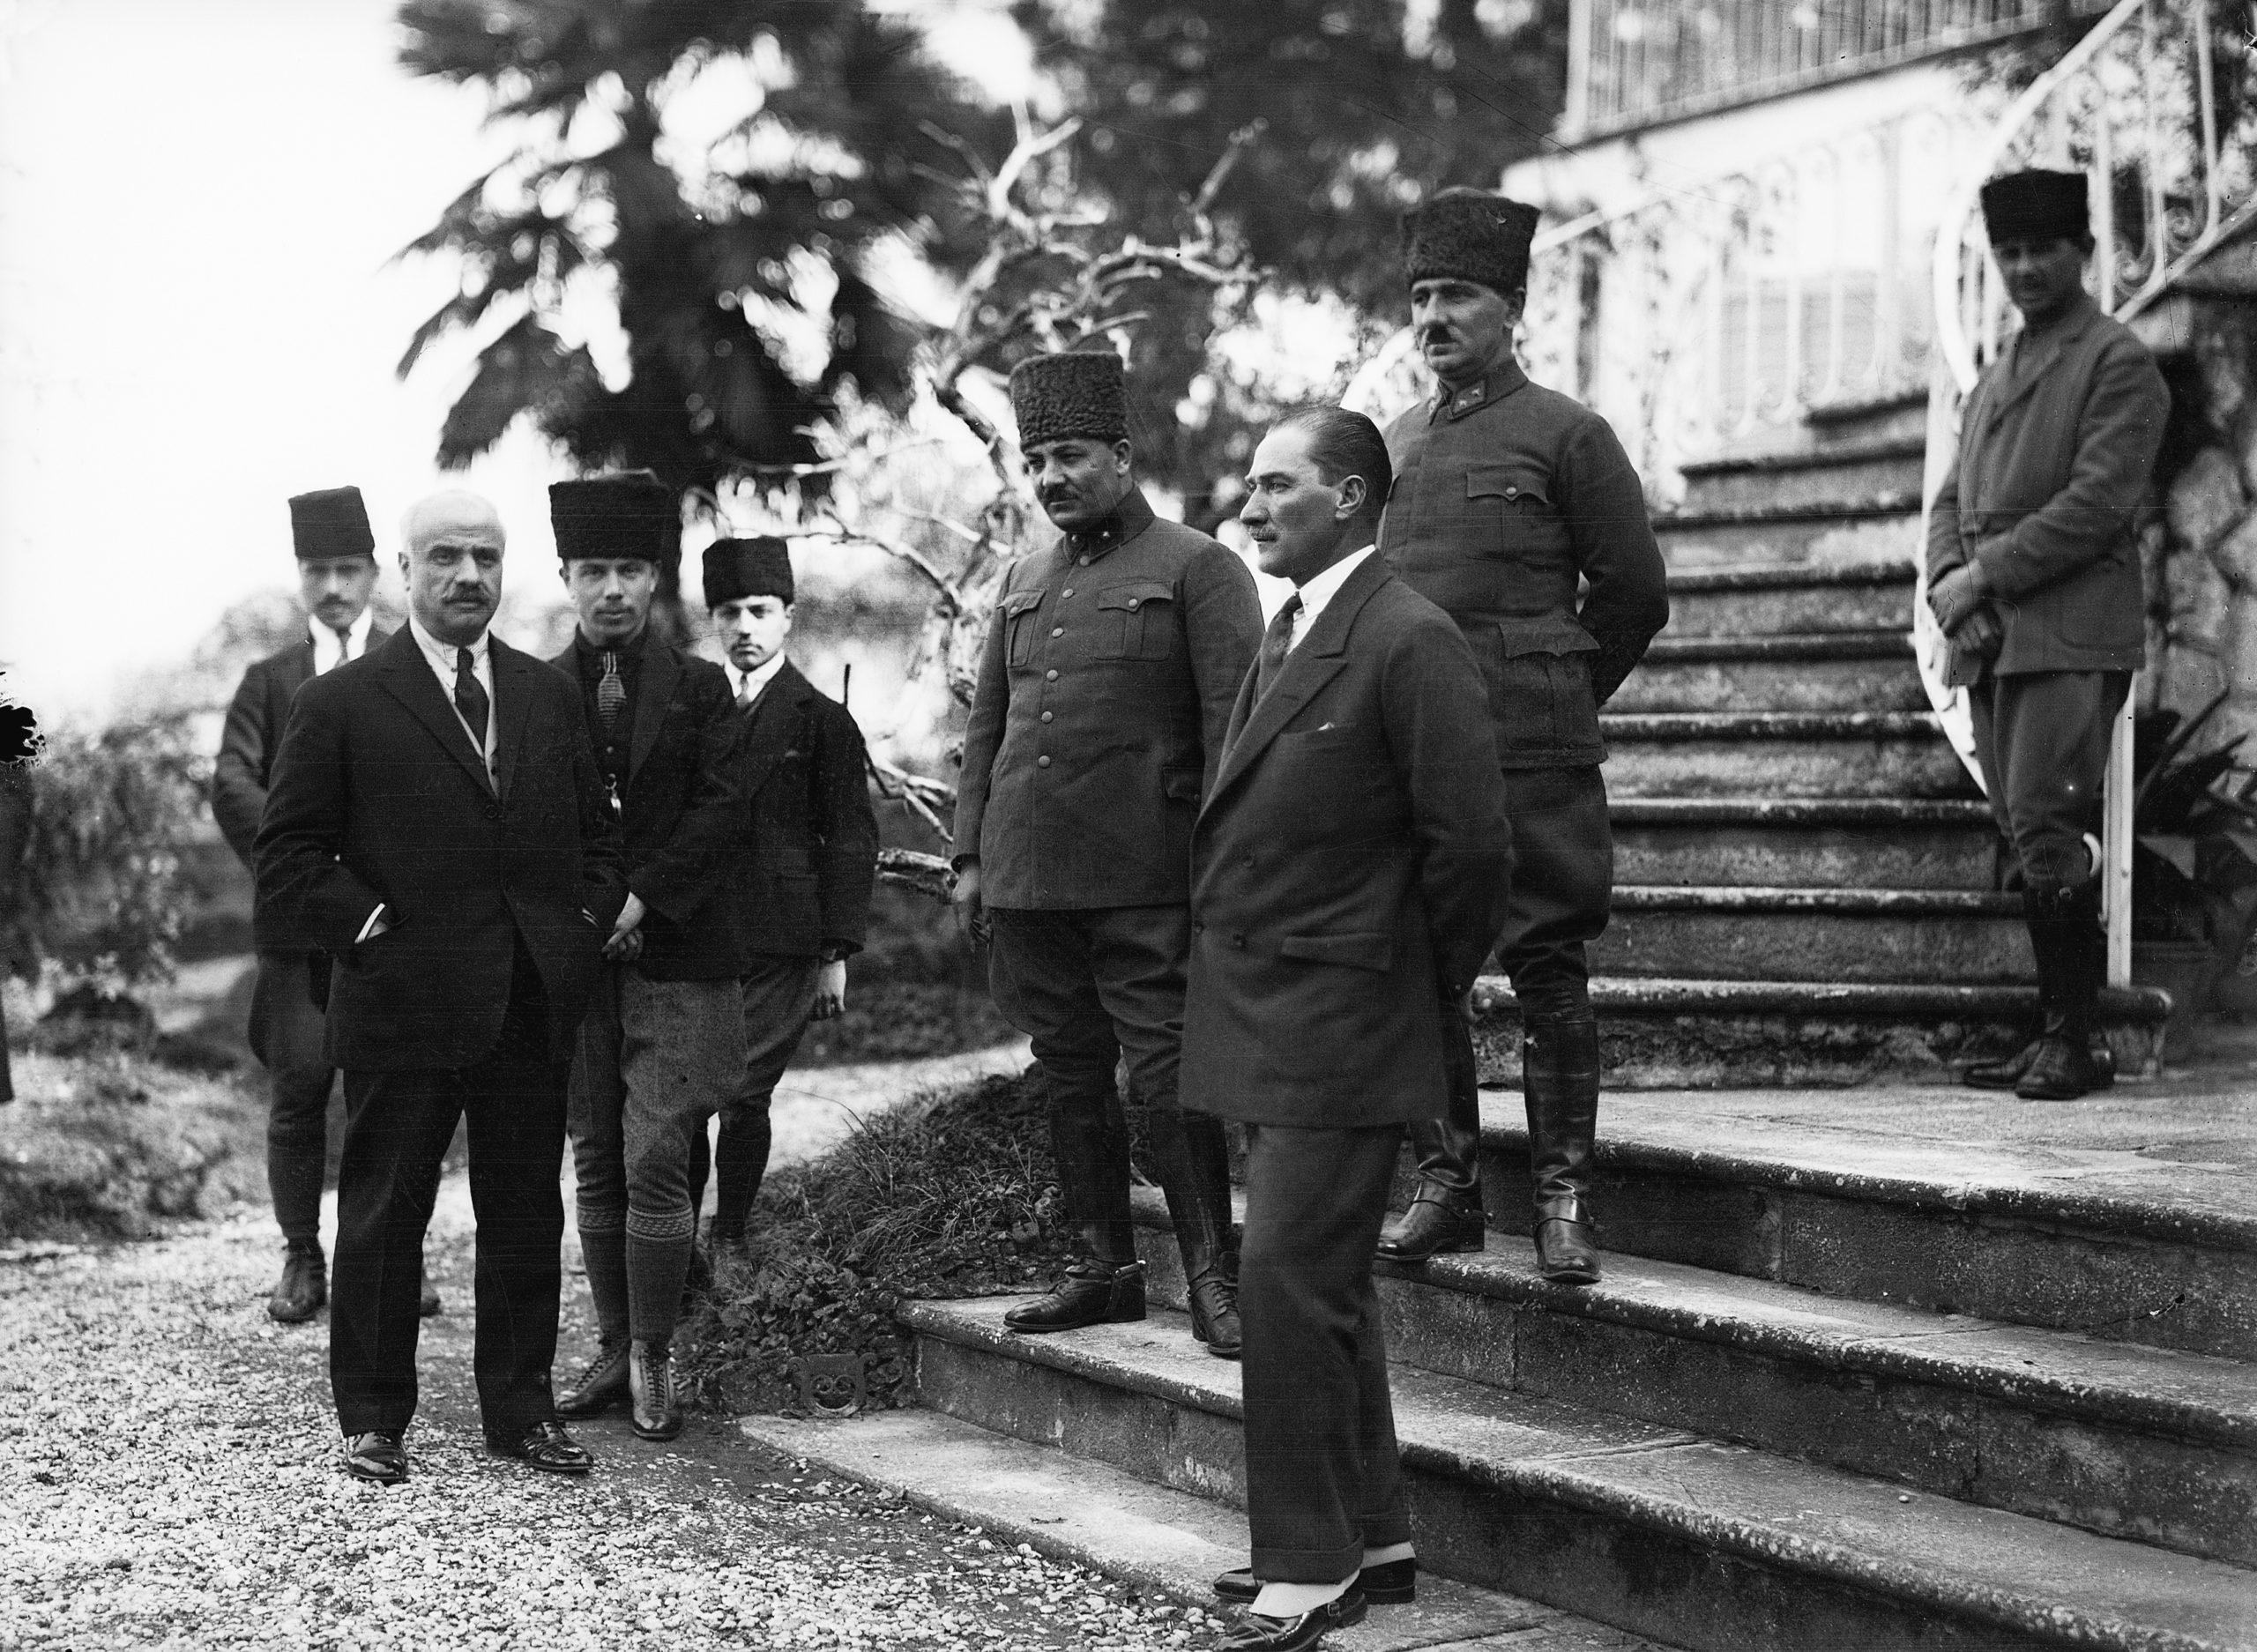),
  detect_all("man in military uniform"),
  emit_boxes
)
[1929,168,2169,1101]
[1374,190,1669,1285]
[212,487,436,1323]
[953,351,1263,1354]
